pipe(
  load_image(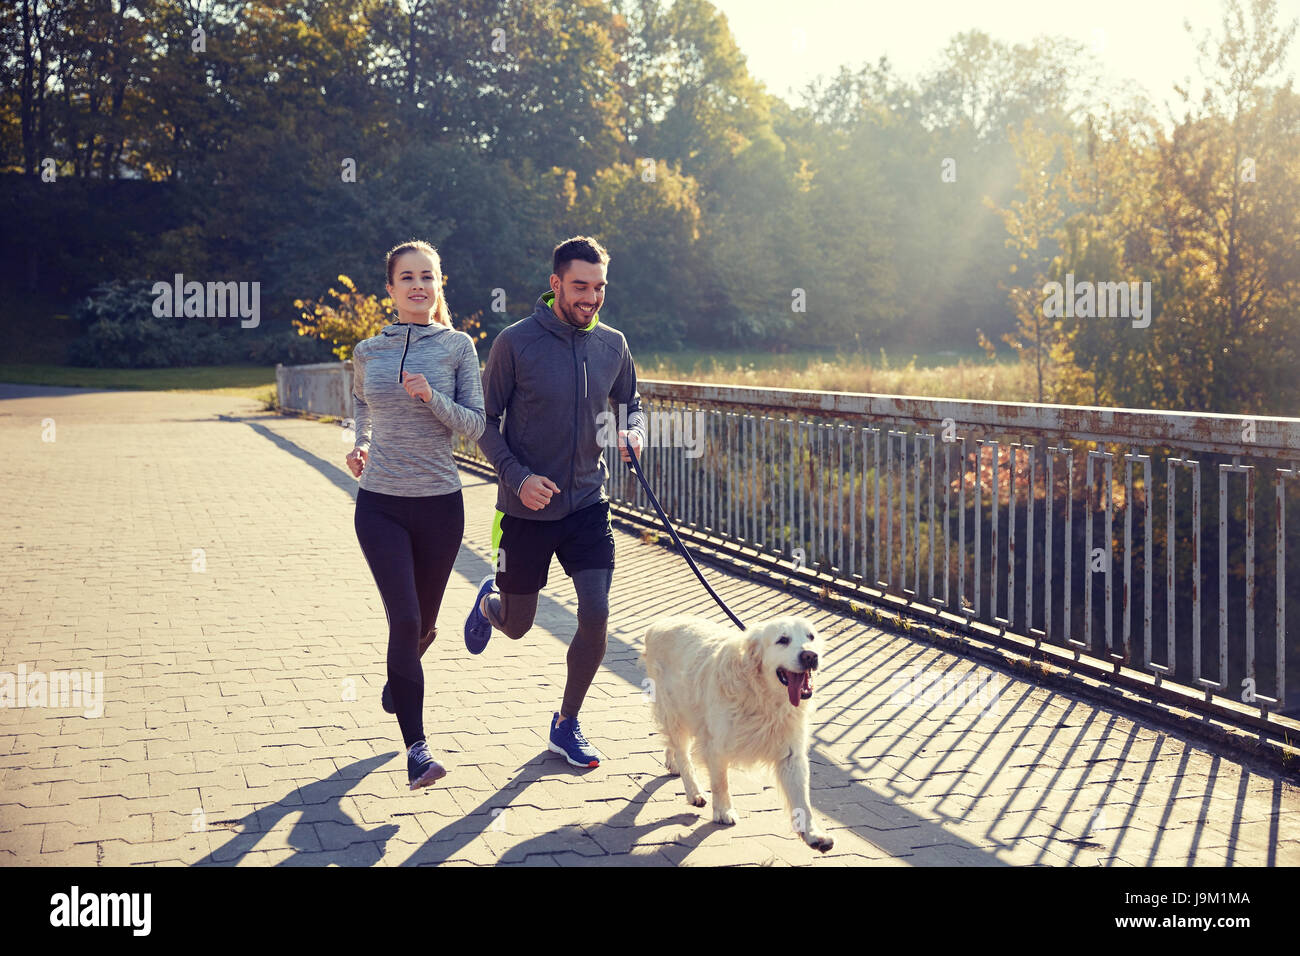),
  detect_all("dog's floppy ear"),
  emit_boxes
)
[744,626,766,672]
